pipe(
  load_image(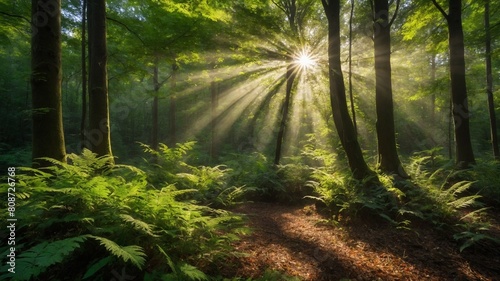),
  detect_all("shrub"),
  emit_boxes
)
[0,149,248,280]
